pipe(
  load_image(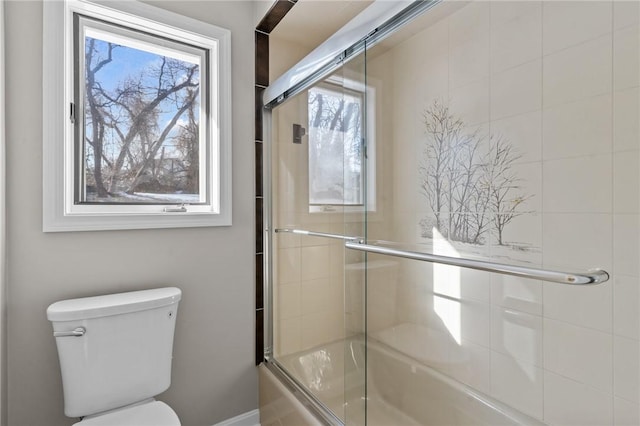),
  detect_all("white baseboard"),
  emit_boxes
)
[212,409,260,426]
